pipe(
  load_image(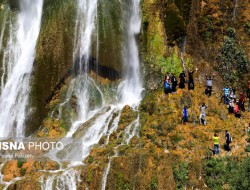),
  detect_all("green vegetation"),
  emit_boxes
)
[244,23,250,36]
[217,28,249,84]
[173,162,189,190]
[114,171,131,190]
[163,1,191,46]
[87,156,94,163]
[230,157,250,190]
[160,50,183,76]
[203,157,250,189]
[170,134,184,144]
[86,169,93,183]
[148,175,158,190]
[20,168,26,176]
[17,159,26,168]
[245,145,250,152]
